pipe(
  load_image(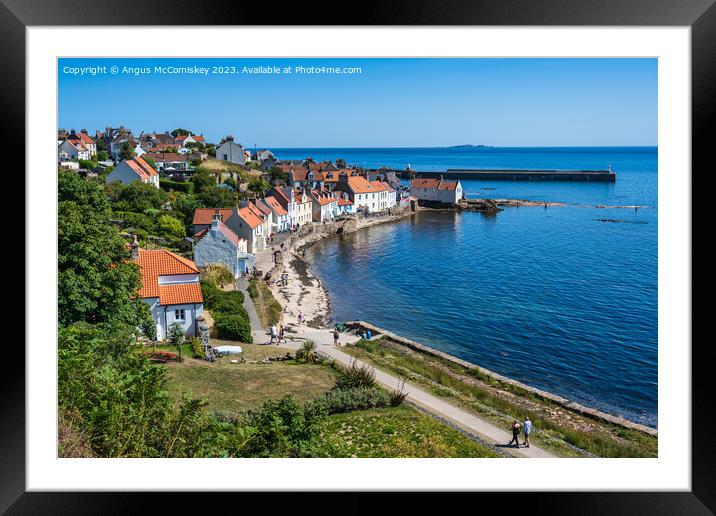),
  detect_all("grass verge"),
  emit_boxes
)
[248,278,283,328]
[343,338,657,458]
[318,405,499,458]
